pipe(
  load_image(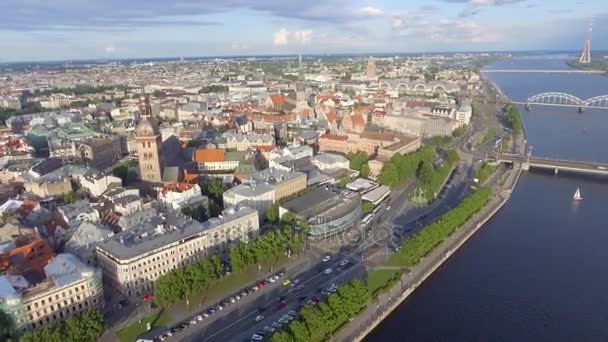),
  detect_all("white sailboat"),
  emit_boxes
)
[573,187,583,201]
